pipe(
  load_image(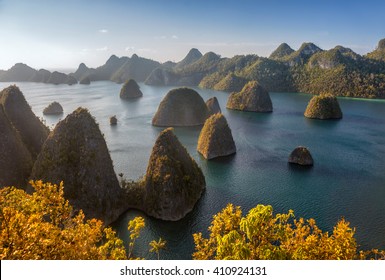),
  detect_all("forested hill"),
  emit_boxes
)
[1,38,385,98]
